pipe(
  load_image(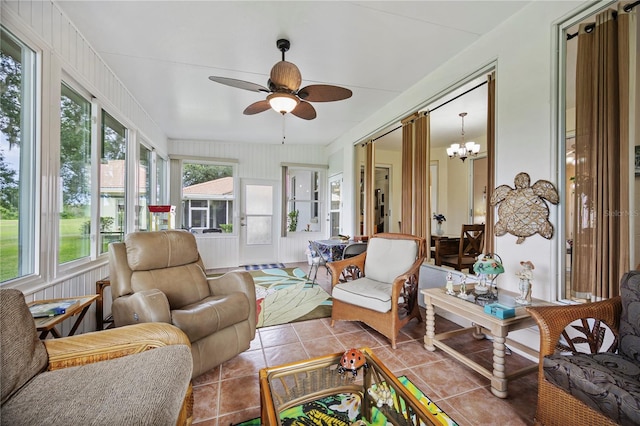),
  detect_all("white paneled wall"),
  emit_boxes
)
[196,235,239,270]
[2,0,167,334]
